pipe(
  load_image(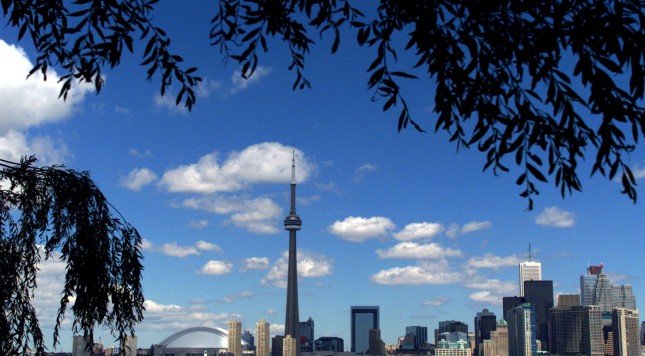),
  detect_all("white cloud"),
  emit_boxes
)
[141,300,238,332]
[231,66,272,93]
[469,291,503,305]
[242,257,270,271]
[219,291,254,304]
[328,216,395,243]
[0,130,71,165]
[129,148,153,158]
[370,260,463,285]
[461,221,492,234]
[463,277,517,305]
[270,323,285,335]
[354,163,377,182]
[535,207,575,228]
[261,250,334,288]
[633,165,645,180]
[160,142,314,193]
[196,78,223,98]
[199,260,233,275]
[196,240,222,253]
[422,297,451,306]
[465,253,522,270]
[393,222,444,241]
[181,195,283,234]
[121,167,158,191]
[0,40,91,134]
[161,242,199,258]
[376,242,463,259]
[187,220,209,229]
[153,93,188,114]
[445,224,459,239]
